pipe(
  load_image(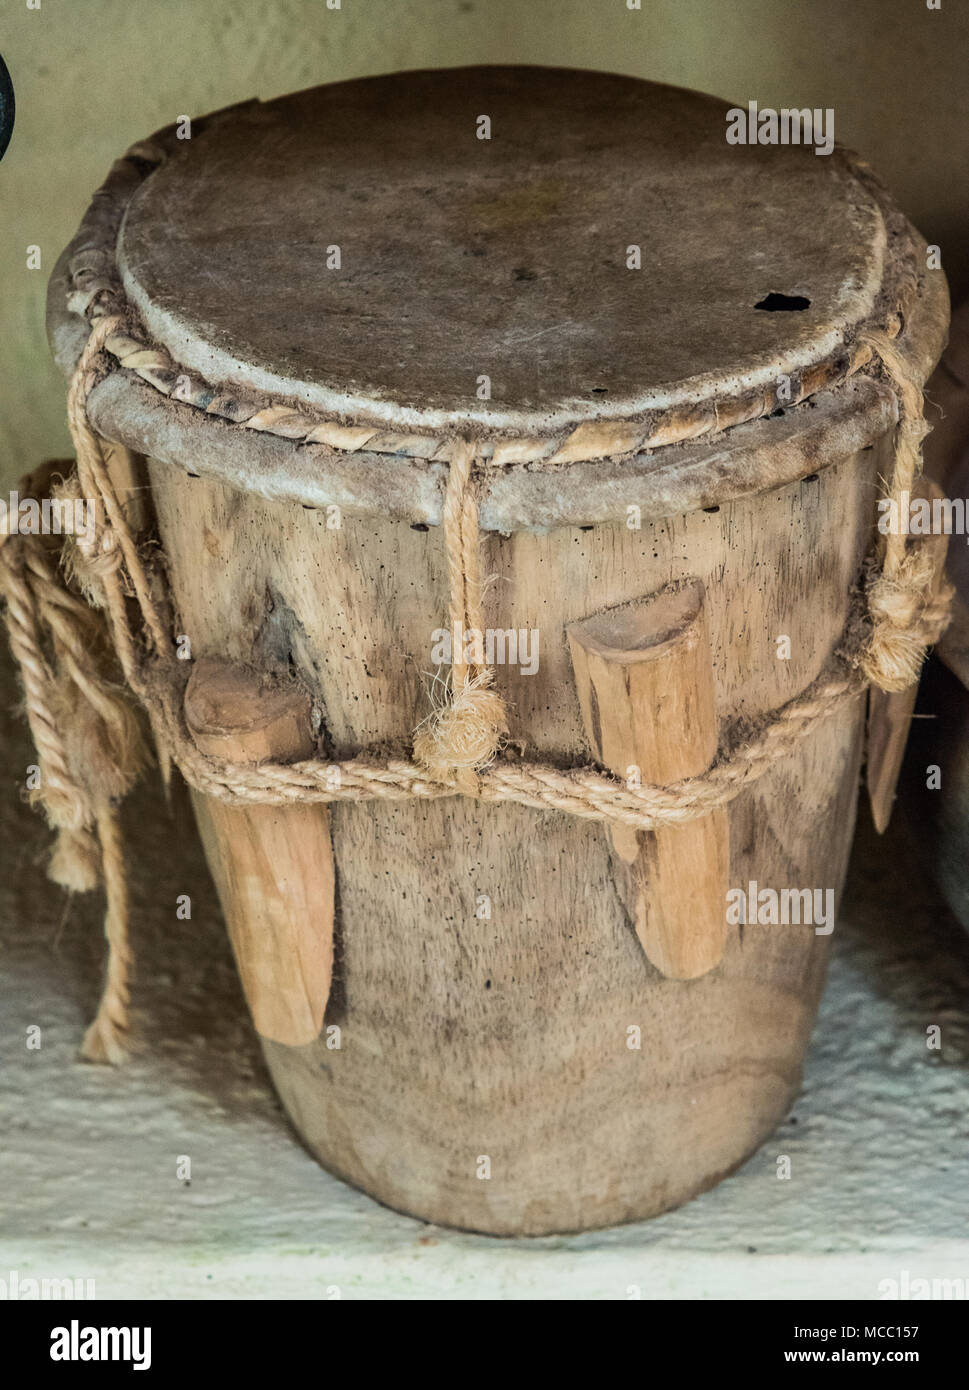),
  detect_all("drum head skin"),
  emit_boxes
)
[49,67,946,525]
[115,67,896,434]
